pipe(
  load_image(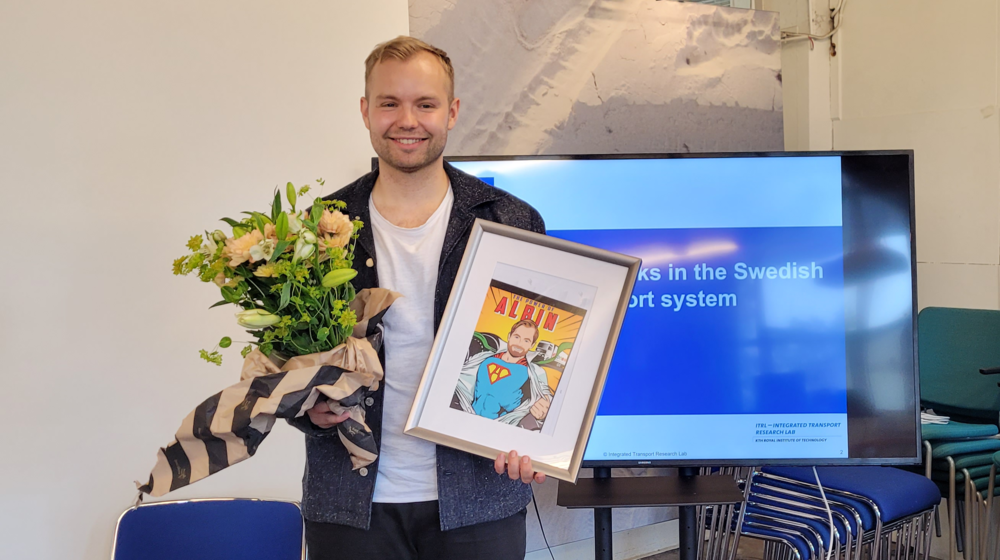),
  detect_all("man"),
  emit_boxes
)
[287,36,546,560]
[454,320,553,428]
